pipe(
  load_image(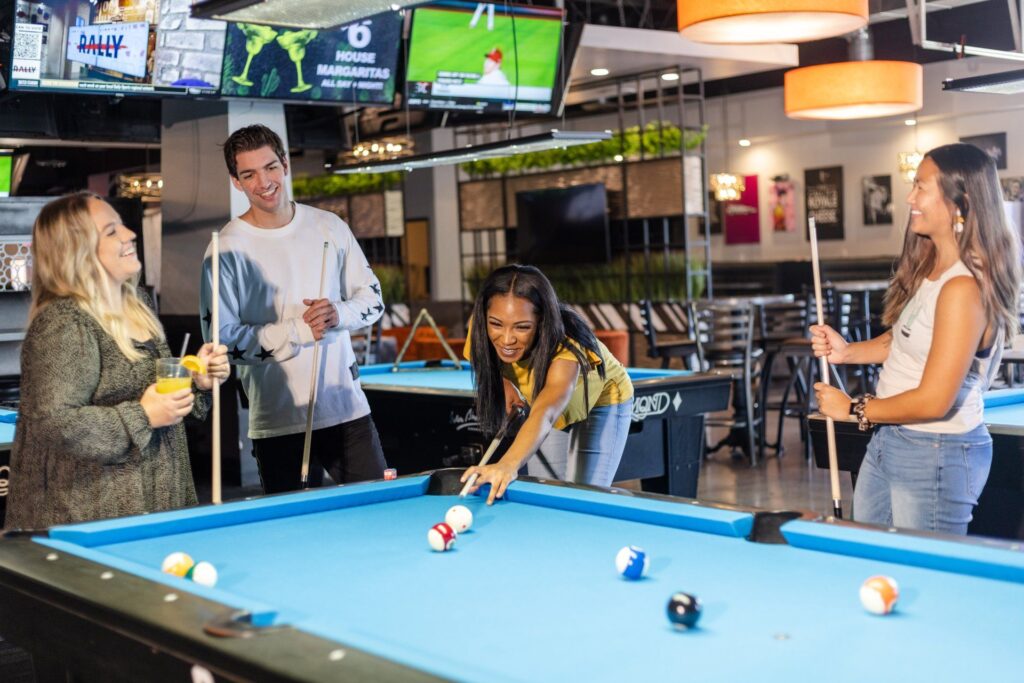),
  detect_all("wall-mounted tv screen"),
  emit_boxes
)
[0,155,12,198]
[406,1,566,114]
[9,0,224,96]
[516,184,610,266]
[219,10,401,105]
